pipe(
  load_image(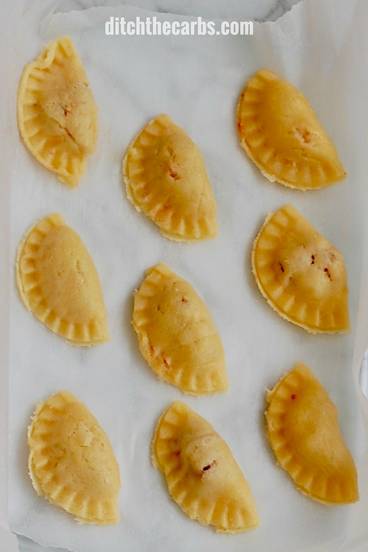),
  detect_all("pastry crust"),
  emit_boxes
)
[16,214,109,345]
[265,364,358,505]
[237,69,345,190]
[132,263,228,395]
[28,391,121,524]
[123,114,217,241]
[252,204,349,333]
[17,36,98,187]
[152,401,259,532]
